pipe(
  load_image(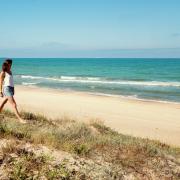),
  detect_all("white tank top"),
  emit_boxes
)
[3,72,14,87]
